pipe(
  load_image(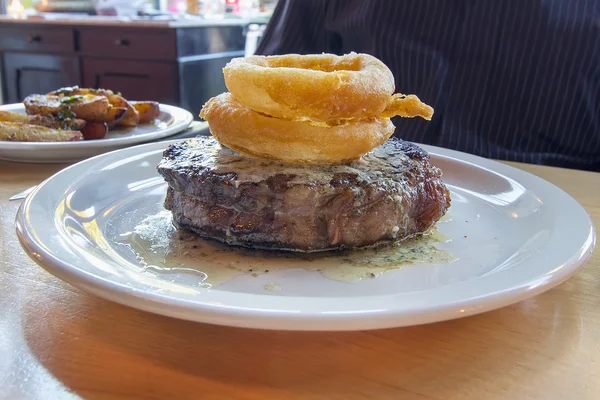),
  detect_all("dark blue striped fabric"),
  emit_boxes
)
[256,0,600,171]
